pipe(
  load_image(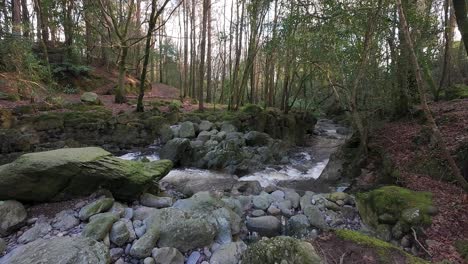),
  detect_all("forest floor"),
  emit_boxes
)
[370,99,468,263]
